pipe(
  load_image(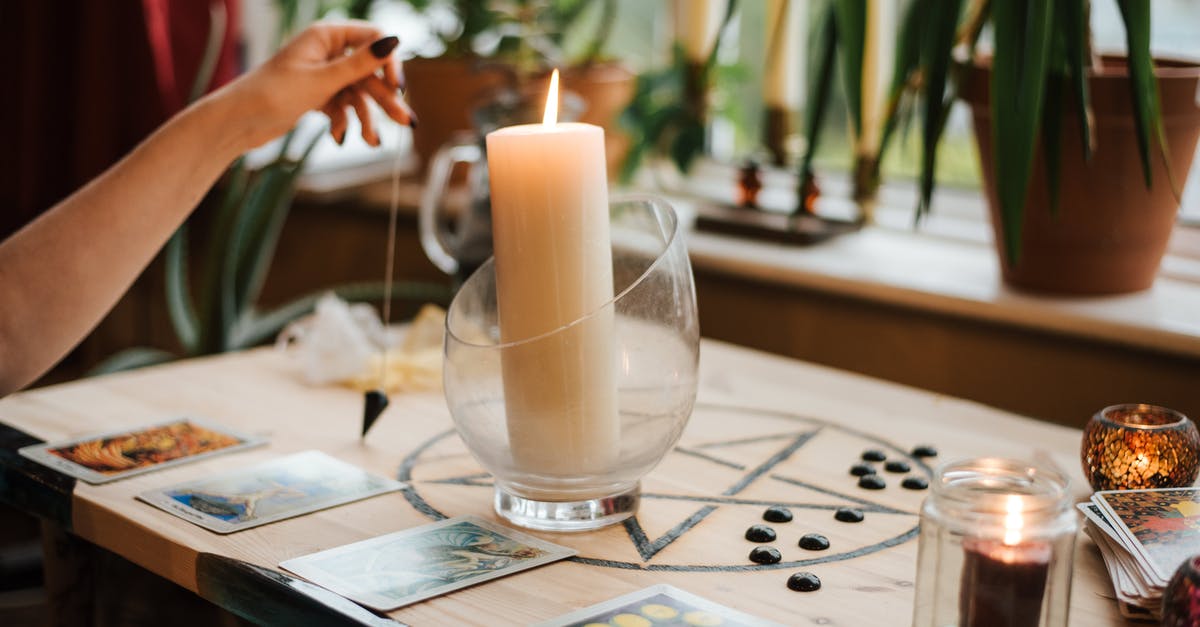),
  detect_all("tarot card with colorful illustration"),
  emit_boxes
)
[137,450,403,533]
[280,515,575,611]
[535,584,785,627]
[1095,487,1200,585]
[19,417,265,484]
